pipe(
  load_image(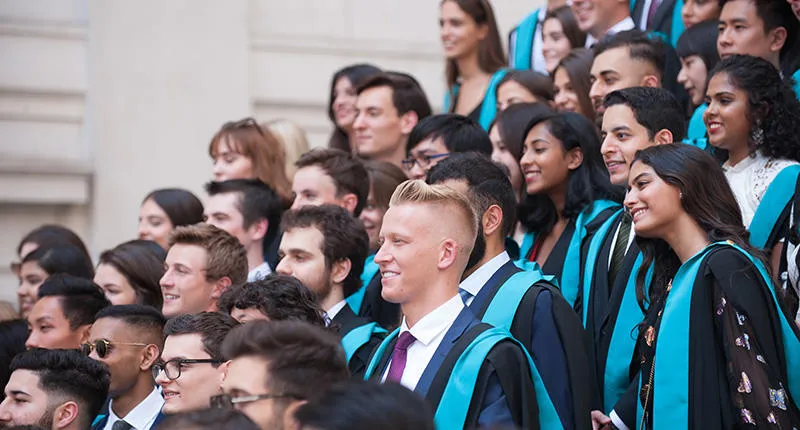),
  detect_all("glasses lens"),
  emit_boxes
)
[401,160,415,171]
[95,340,109,358]
[165,360,181,380]
[80,343,92,356]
